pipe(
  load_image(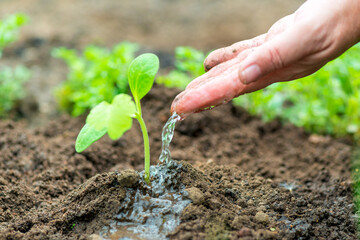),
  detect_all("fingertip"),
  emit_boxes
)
[171,91,186,114]
[203,53,217,72]
[203,47,228,71]
[238,64,262,85]
[204,63,211,72]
